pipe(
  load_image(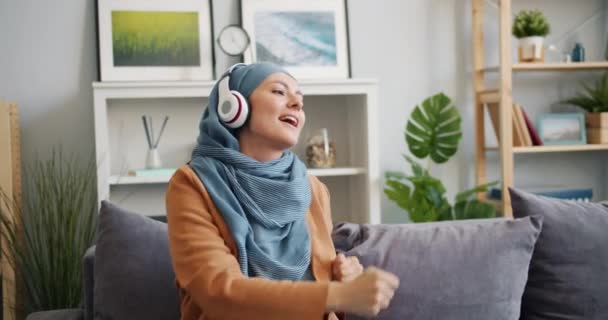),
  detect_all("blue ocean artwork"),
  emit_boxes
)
[254,11,337,67]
